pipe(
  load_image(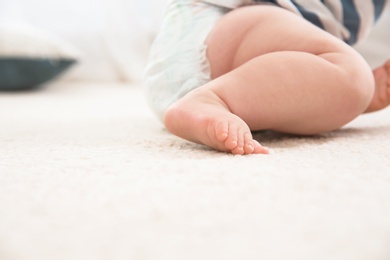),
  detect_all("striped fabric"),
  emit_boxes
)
[202,0,390,44]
